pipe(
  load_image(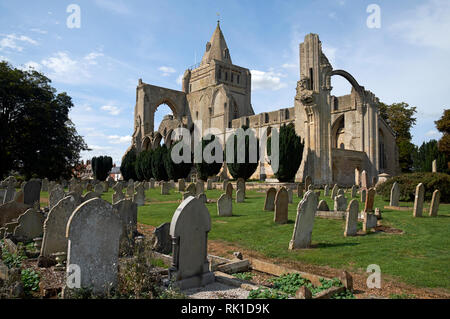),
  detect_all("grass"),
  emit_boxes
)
[41,186,450,291]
